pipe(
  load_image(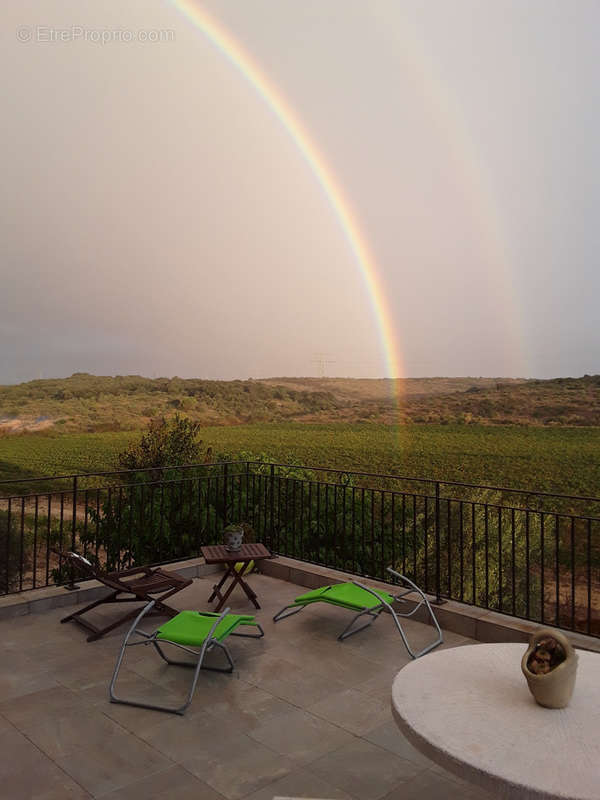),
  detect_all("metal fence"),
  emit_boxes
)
[1,461,599,637]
